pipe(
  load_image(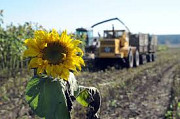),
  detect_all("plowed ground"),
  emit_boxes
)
[0,48,180,119]
[73,48,180,119]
